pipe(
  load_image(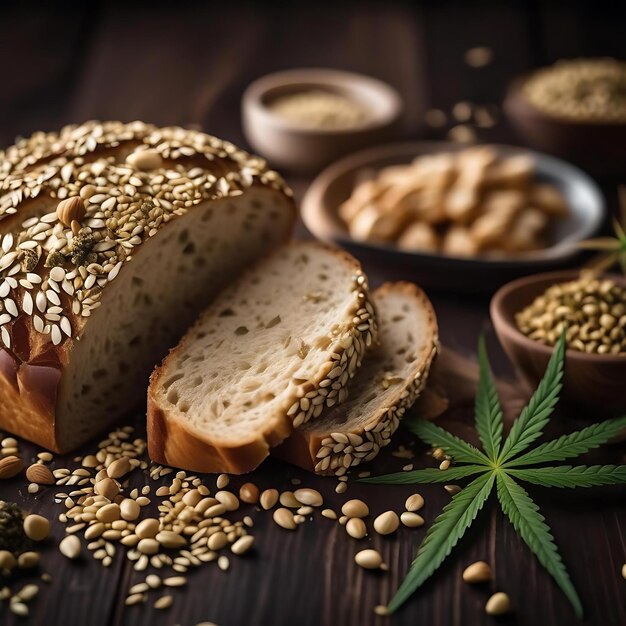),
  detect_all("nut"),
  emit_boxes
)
[341,499,369,518]
[106,456,131,479]
[373,511,400,535]
[59,535,81,560]
[135,518,159,539]
[17,552,39,569]
[120,499,141,521]
[259,488,279,510]
[345,518,367,539]
[23,514,50,542]
[95,478,119,500]
[294,488,323,507]
[405,493,425,512]
[400,512,425,528]
[273,508,297,530]
[462,561,493,583]
[56,197,86,227]
[485,591,512,615]
[25,463,54,485]
[155,531,187,549]
[0,550,16,571]
[126,149,162,171]
[0,455,23,479]
[239,482,259,504]
[354,549,384,570]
